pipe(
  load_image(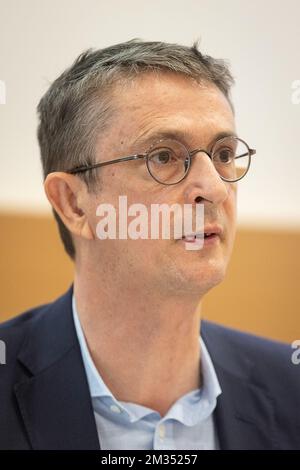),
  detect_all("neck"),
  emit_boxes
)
[74,265,203,417]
